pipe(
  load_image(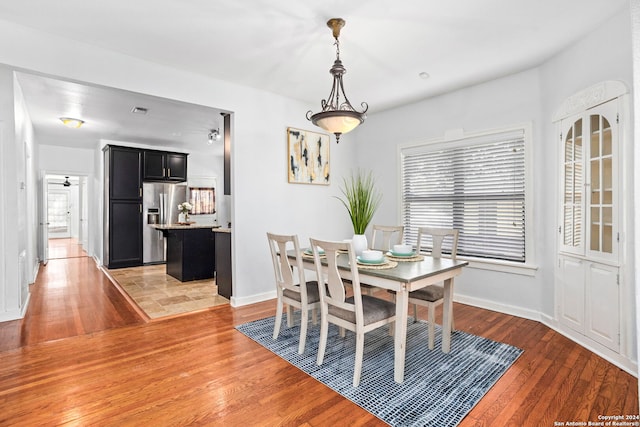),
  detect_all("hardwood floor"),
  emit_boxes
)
[0,255,637,425]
